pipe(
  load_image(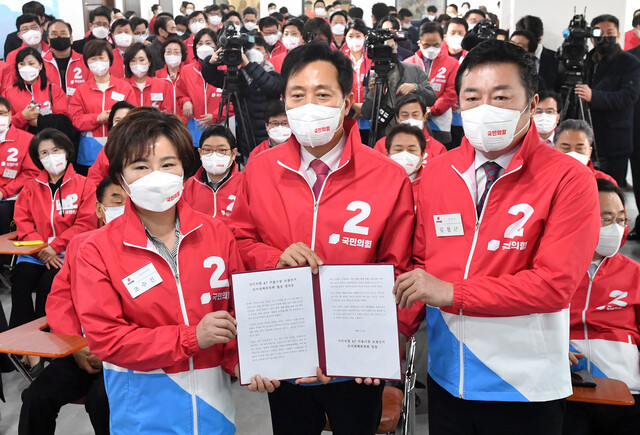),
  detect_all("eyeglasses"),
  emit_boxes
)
[201,148,232,156]
[268,121,289,128]
[20,25,41,33]
[601,217,630,227]
[39,148,64,158]
[535,109,557,115]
